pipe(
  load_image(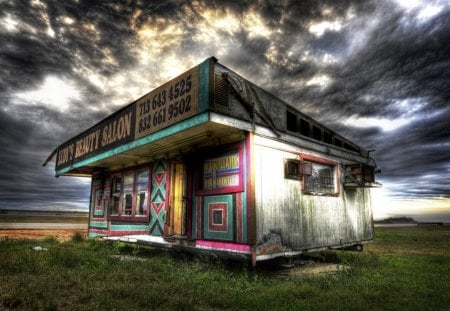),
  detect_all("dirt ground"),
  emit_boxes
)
[0,229,88,241]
